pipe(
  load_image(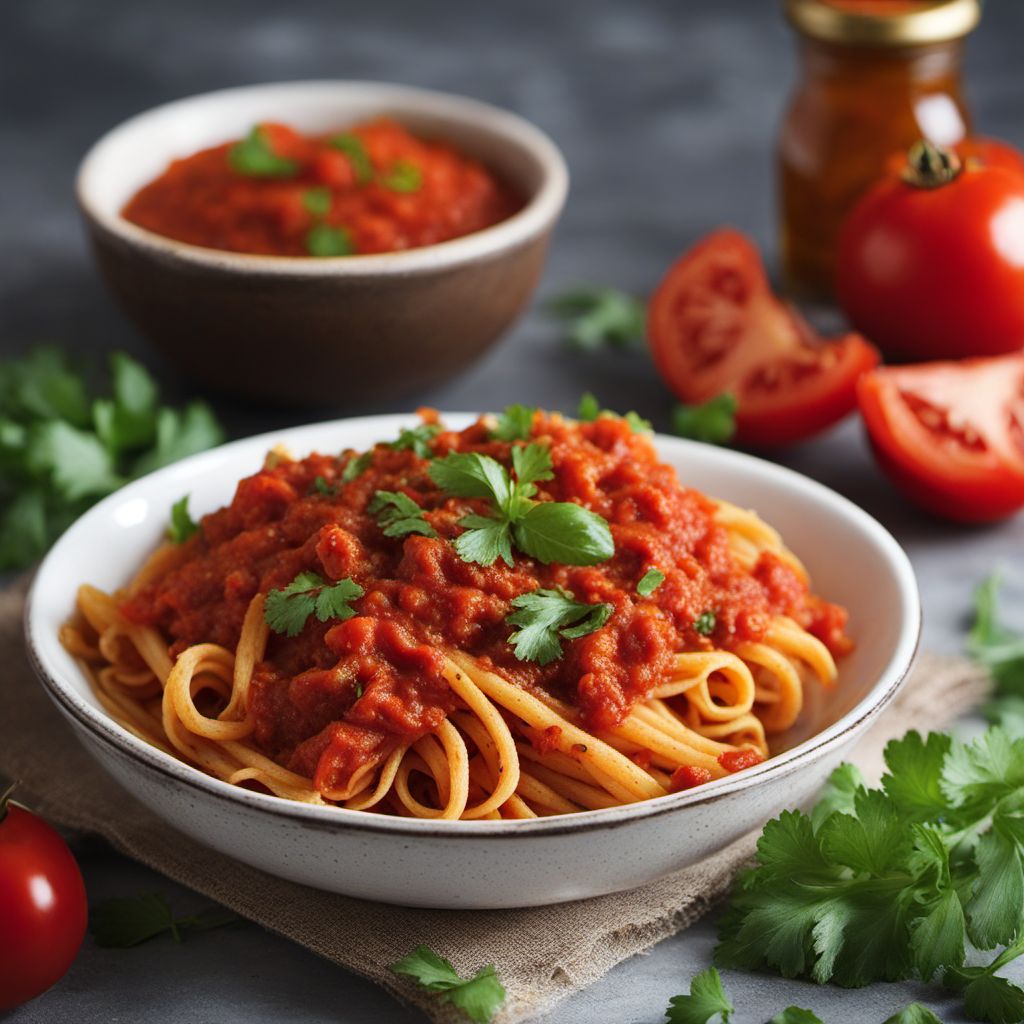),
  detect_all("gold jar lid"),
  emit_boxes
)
[785,0,981,47]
